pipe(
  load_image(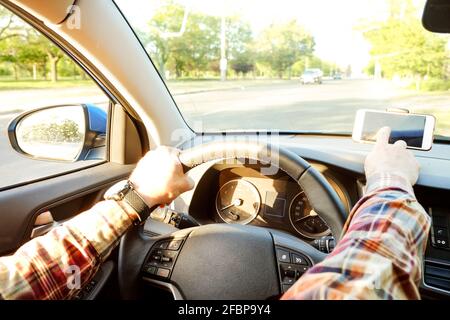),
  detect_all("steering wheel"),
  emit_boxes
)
[118,141,347,300]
